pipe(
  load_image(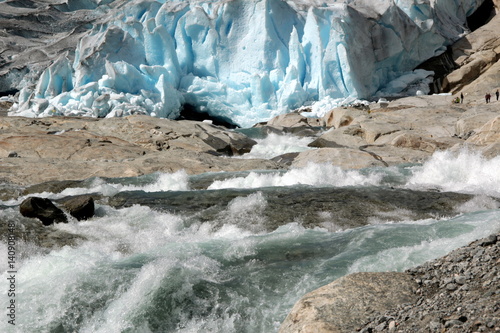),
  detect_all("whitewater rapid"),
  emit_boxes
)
[1,140,499,332]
